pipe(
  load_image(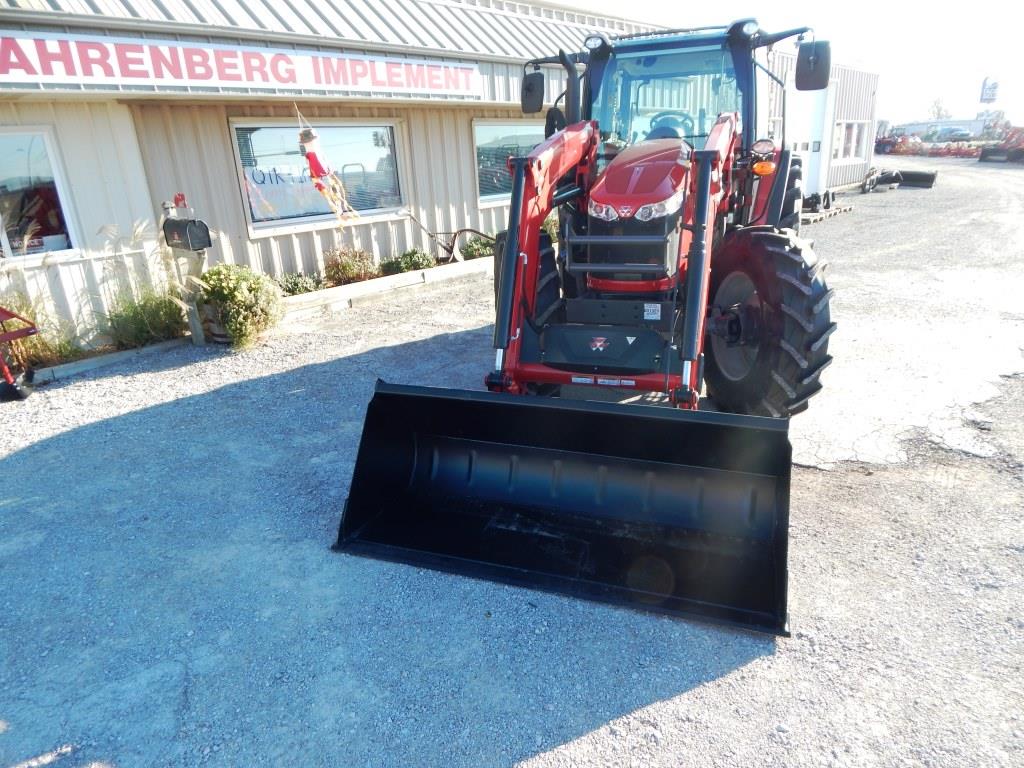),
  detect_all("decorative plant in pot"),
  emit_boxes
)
[198,264,282,347]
